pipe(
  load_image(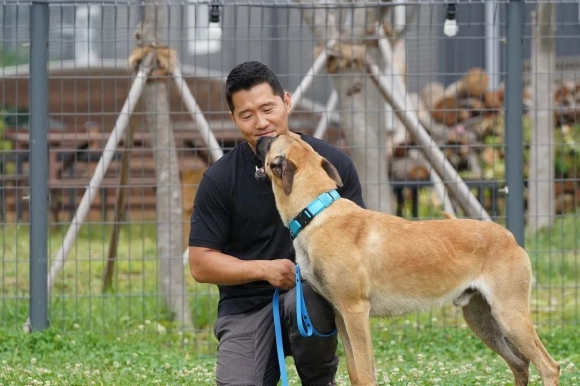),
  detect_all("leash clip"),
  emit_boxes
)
[295,265,337,338]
